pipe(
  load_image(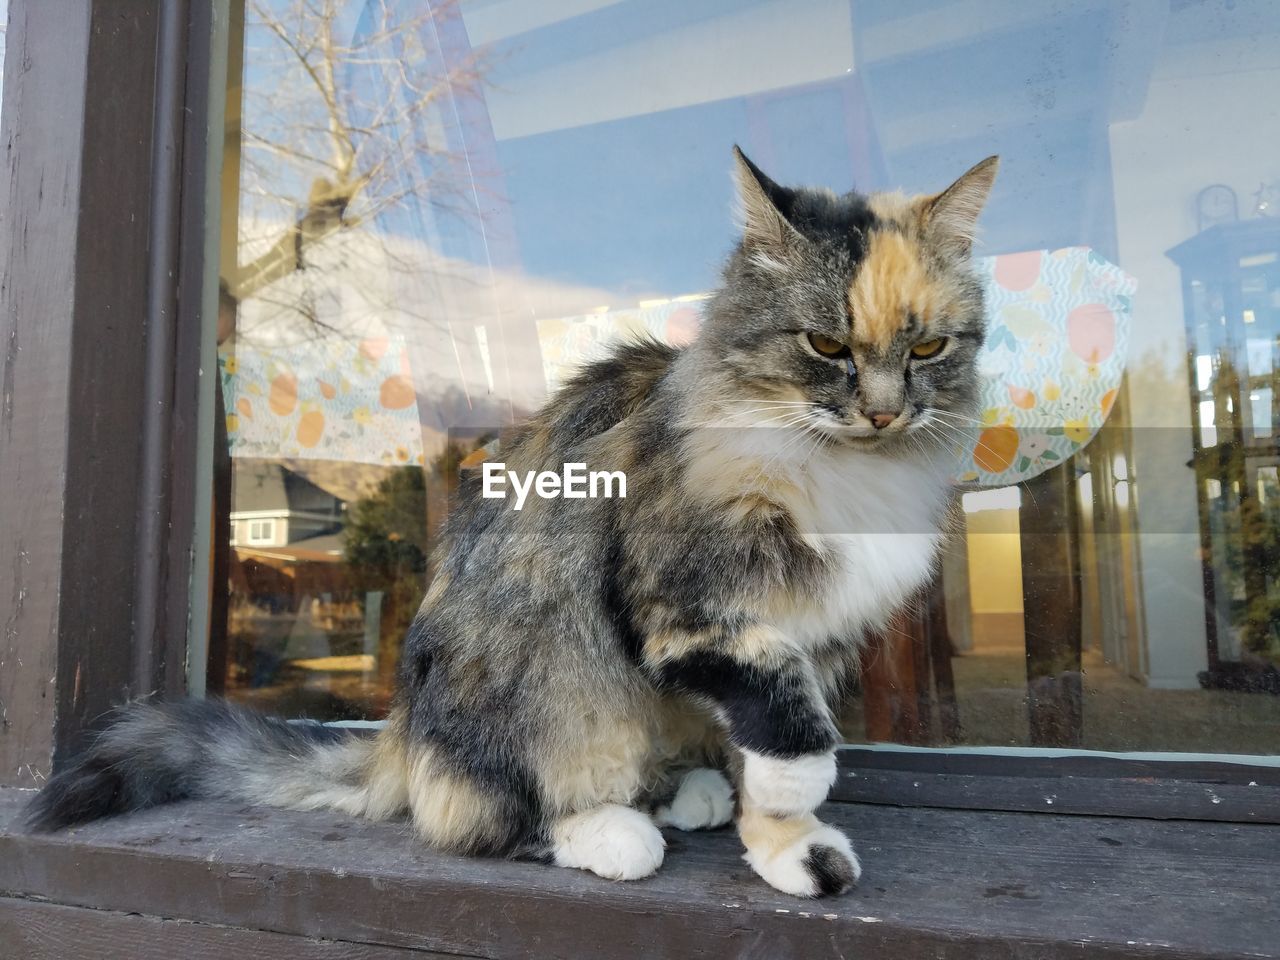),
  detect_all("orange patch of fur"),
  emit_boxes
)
[846,227,941,351]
